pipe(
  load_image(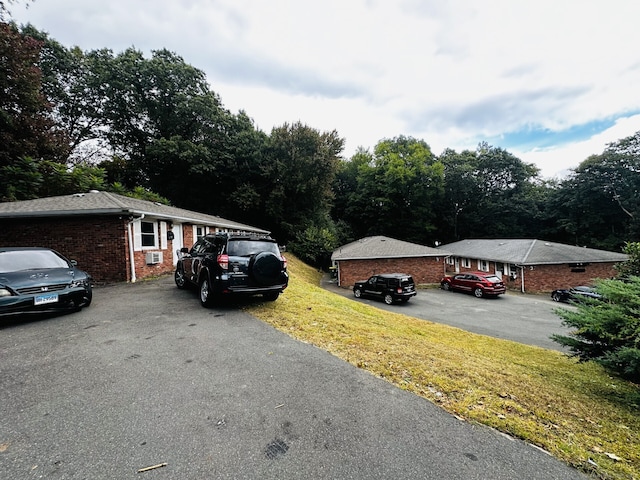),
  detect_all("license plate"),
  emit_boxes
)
[34,293,59,305]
